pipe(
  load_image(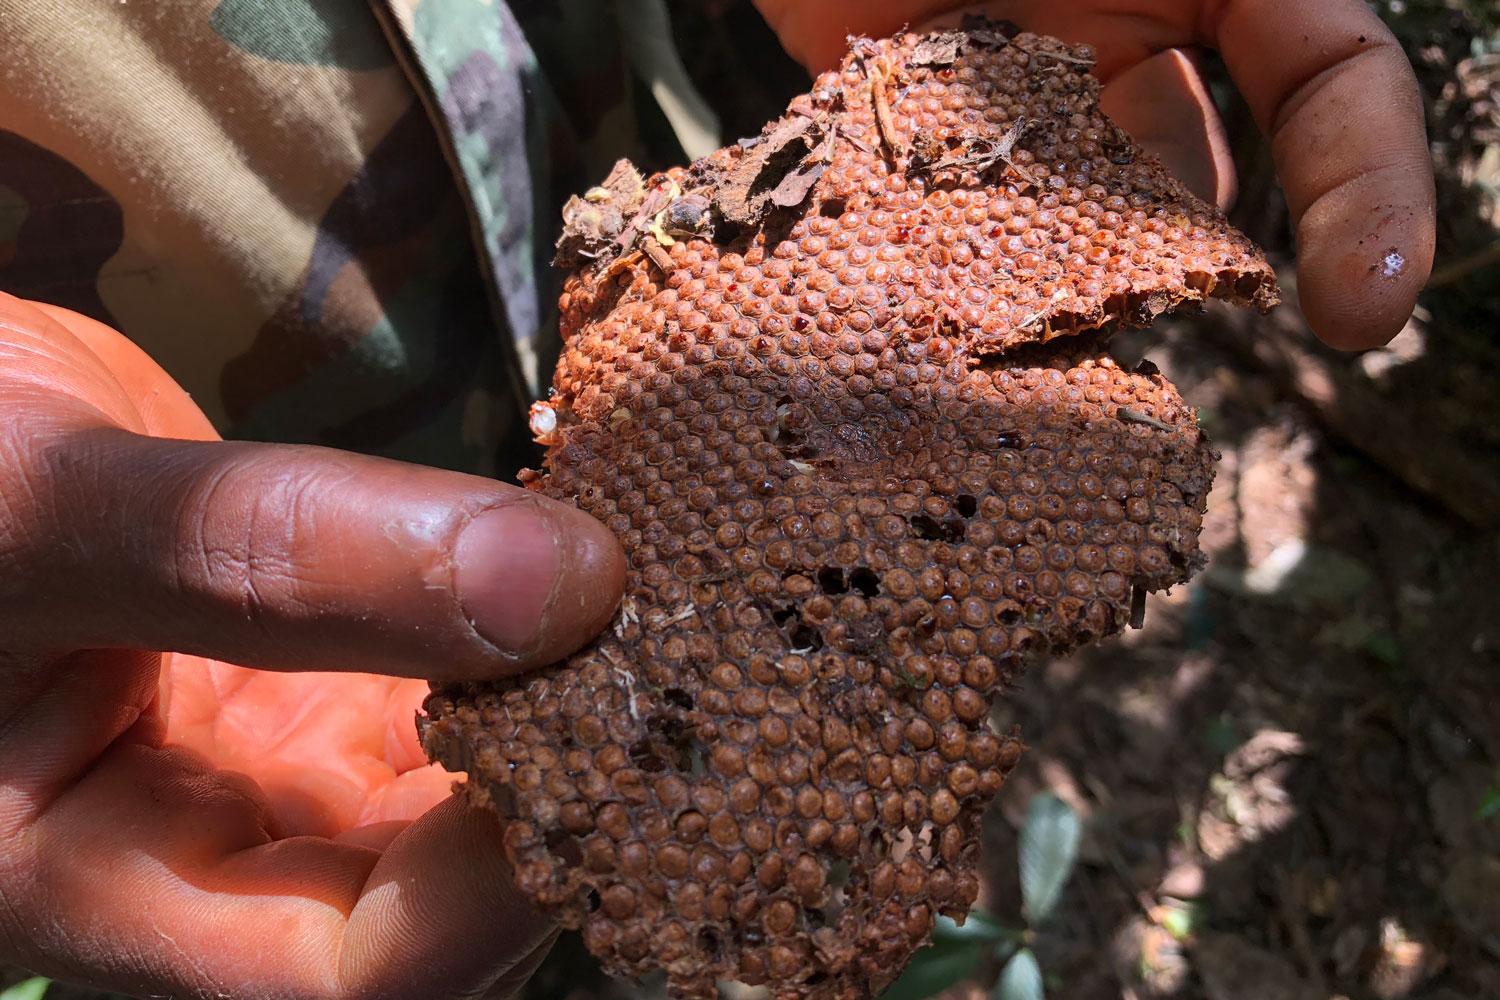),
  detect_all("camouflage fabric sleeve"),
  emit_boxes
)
[0,0,699,480]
